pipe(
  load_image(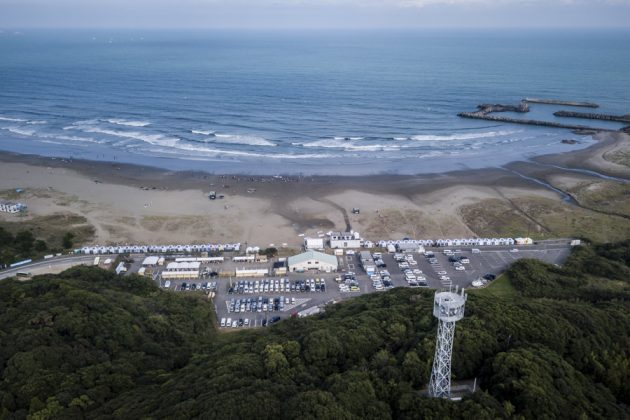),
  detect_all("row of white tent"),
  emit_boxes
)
[78,243,241,255]
[377,237,526,248]
[435,238,516,247]
[377,239,436,247]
